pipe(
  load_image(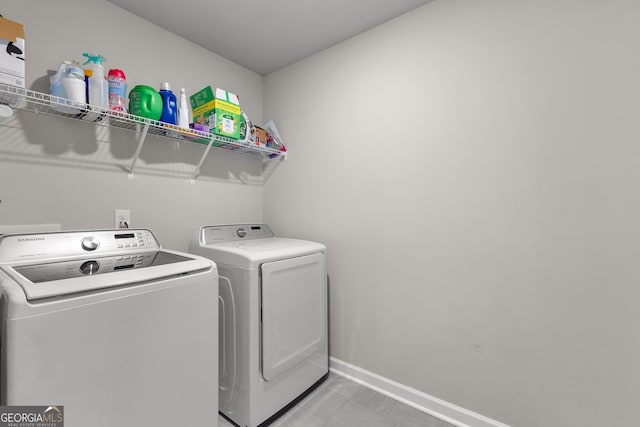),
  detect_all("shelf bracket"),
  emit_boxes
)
[190,135,217,182]
[261,153,286,183]
[128,120,150,180]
